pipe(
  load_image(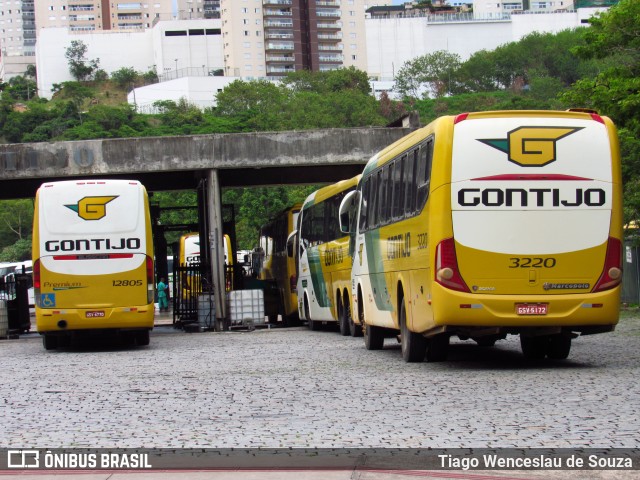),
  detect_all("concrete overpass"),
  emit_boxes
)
[0,123,417,321]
